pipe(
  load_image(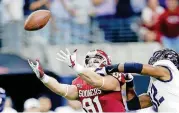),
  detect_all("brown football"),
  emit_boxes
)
[24,10,51,31]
